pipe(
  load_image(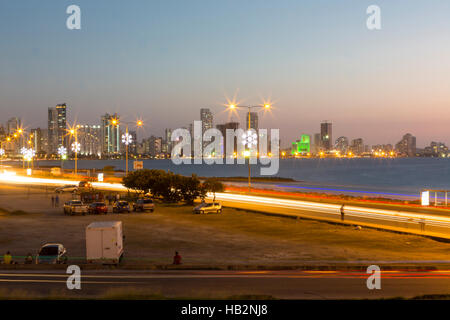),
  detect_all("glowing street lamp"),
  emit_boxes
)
[112,119,143,175]
[71,141,81,175]
[225,102,272,192]
[67,125,80,175]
